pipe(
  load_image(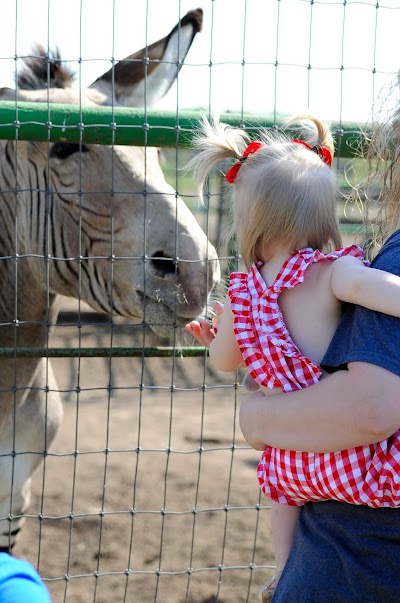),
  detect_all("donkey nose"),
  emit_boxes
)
[148,248,220,291]
[149,251,178,277]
